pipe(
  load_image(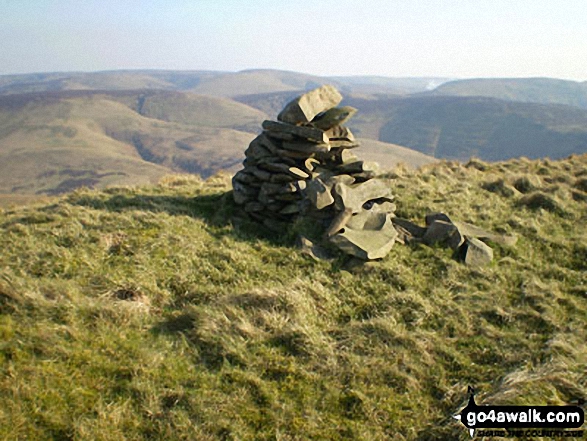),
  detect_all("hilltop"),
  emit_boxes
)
[429,78,587,109]
[1,154,585,440]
